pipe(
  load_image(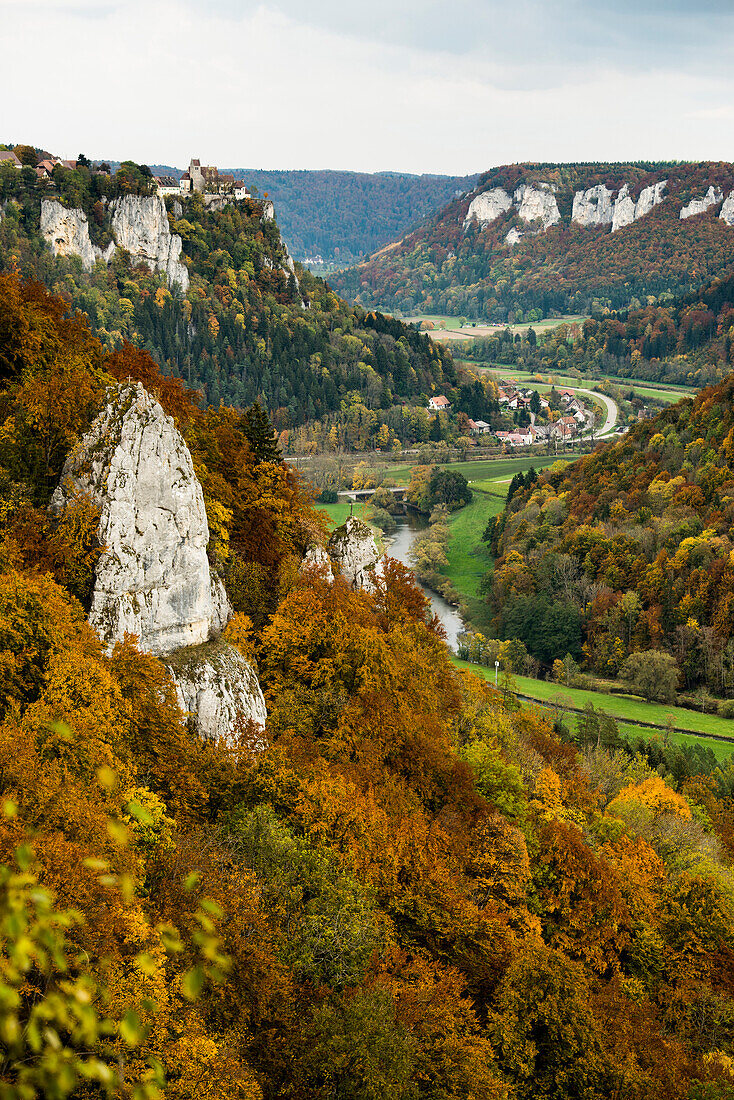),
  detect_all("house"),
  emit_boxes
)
[180,170,192,193]
[472,419,491,434]
[550,416,578,440]
[0,150,22,168]
[154,175,181,196]
[428,395,451,411]
[35,158,58,179]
